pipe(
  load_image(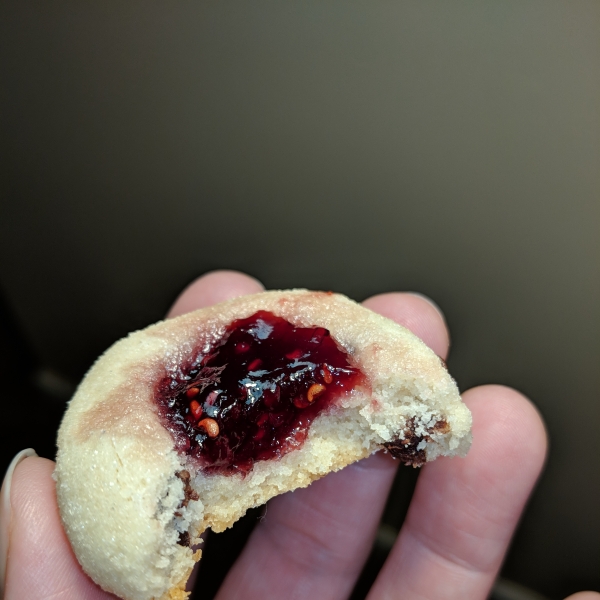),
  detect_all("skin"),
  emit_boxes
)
[3,270,598,600]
